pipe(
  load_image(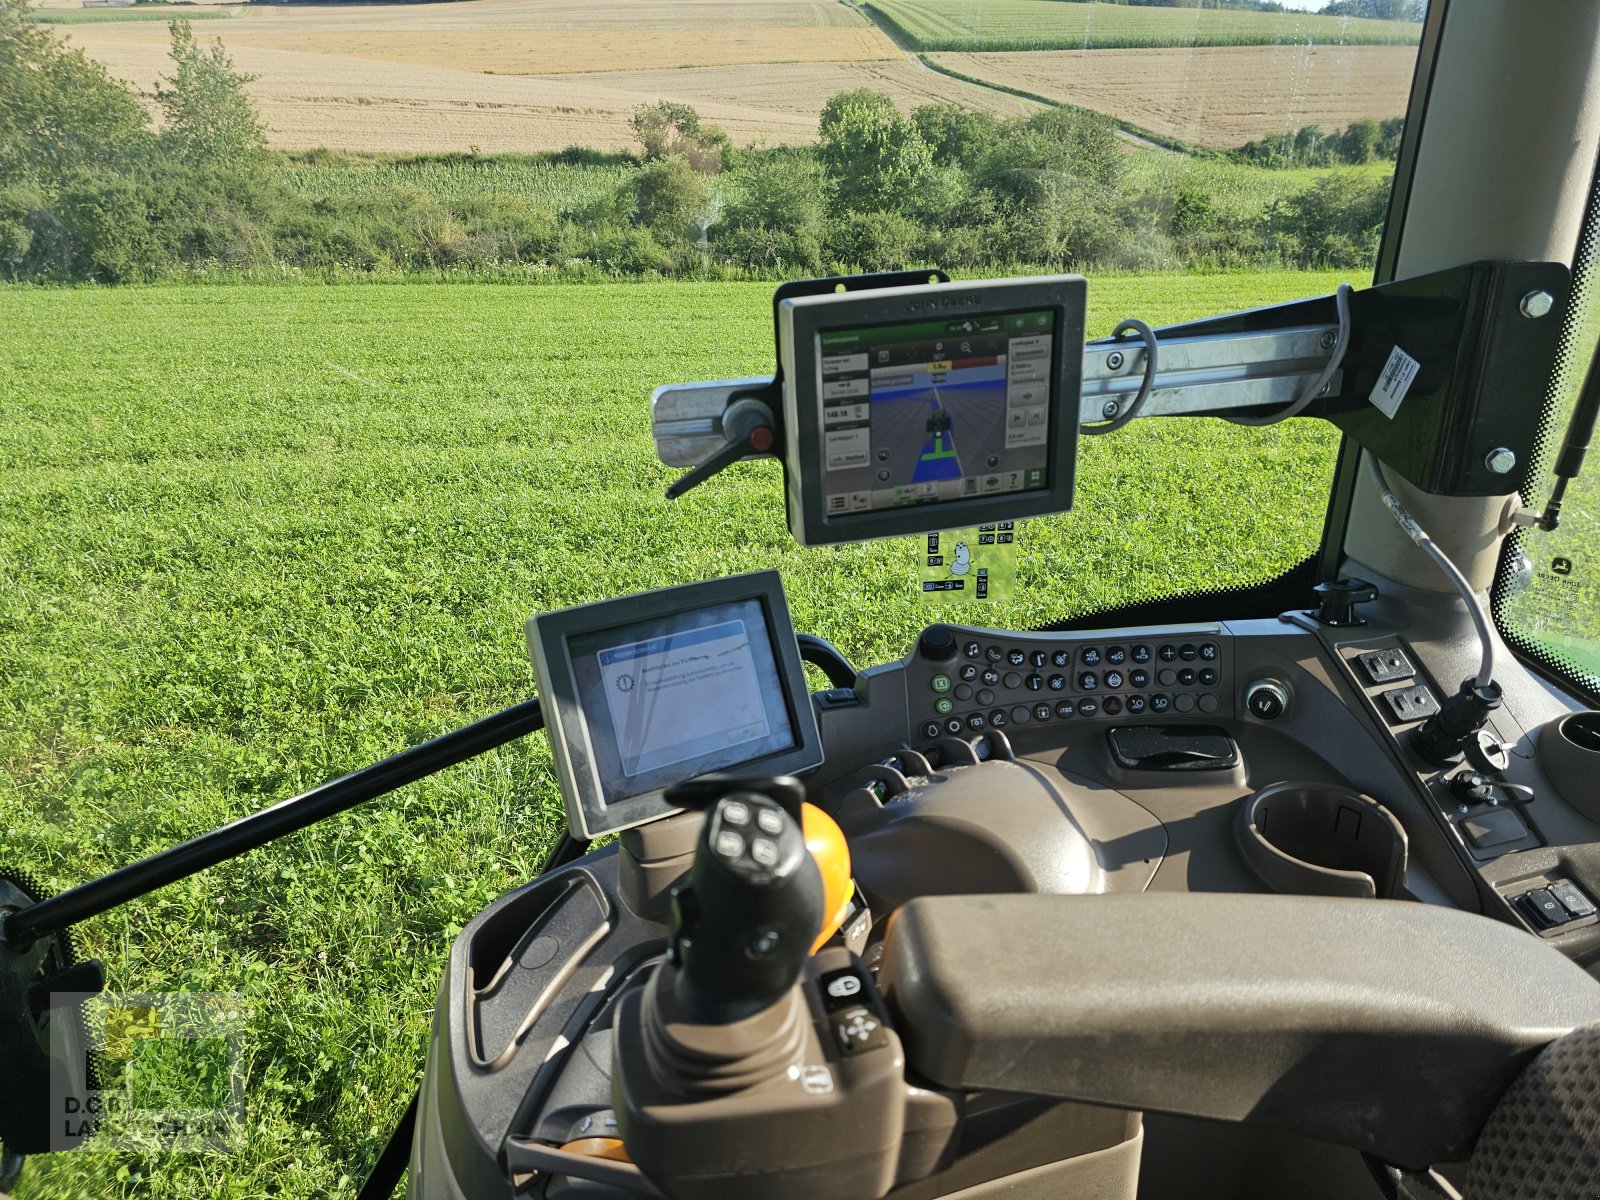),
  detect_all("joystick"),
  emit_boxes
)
[668,791,824,1023]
